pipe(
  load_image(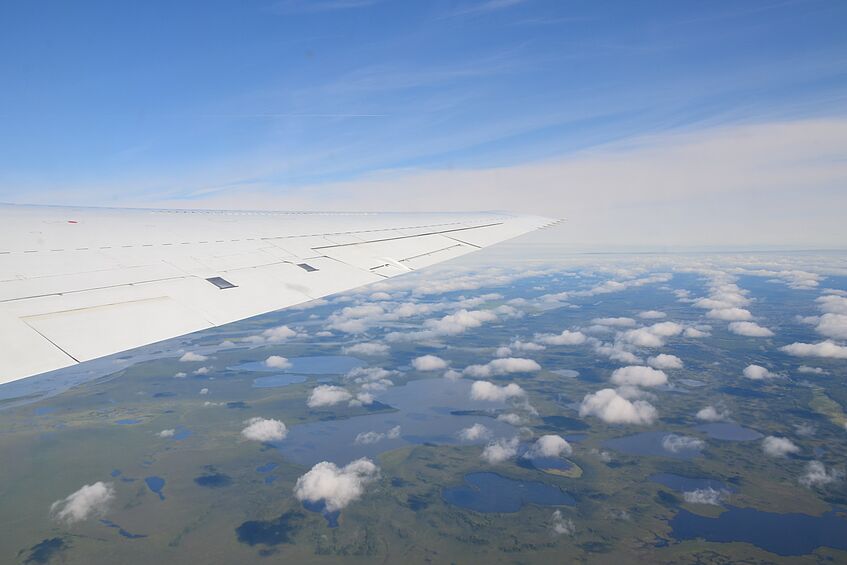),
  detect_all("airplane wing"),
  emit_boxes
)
[0,204,556,384]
